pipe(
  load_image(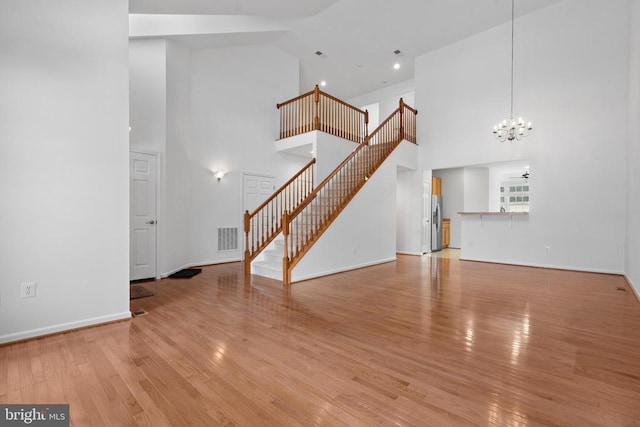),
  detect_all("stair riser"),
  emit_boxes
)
[252,266,281,280]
